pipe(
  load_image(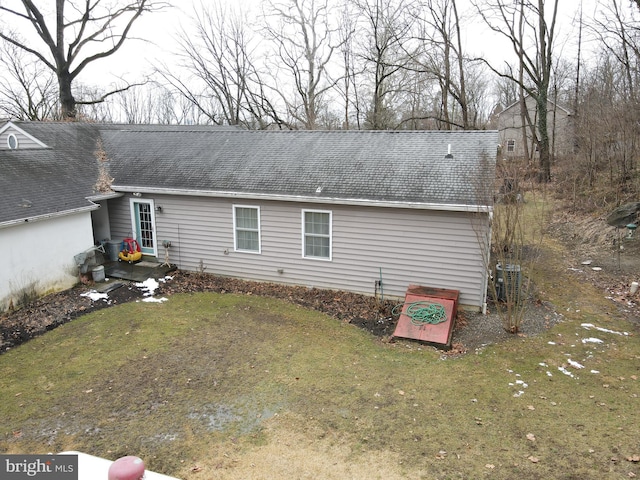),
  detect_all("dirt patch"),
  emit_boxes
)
[546,208,640,320]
